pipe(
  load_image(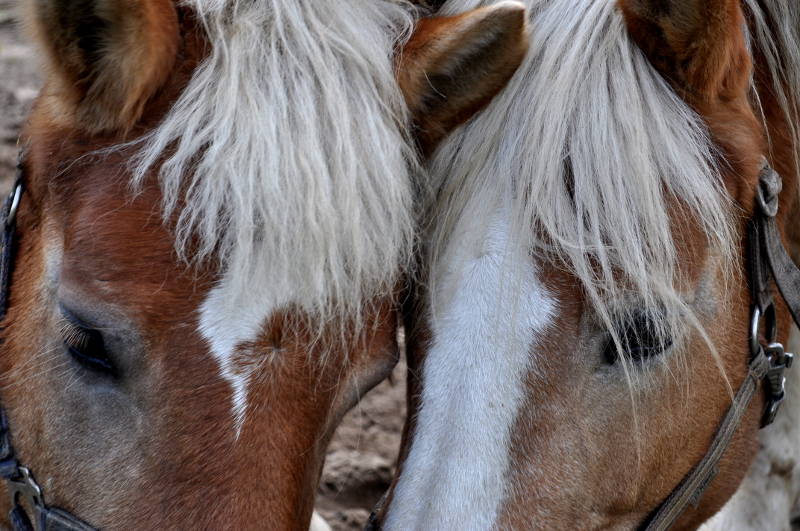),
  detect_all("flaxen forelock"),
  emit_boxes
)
[130,0,419,324]
[426,0,738,348]
[745,0,800,174]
